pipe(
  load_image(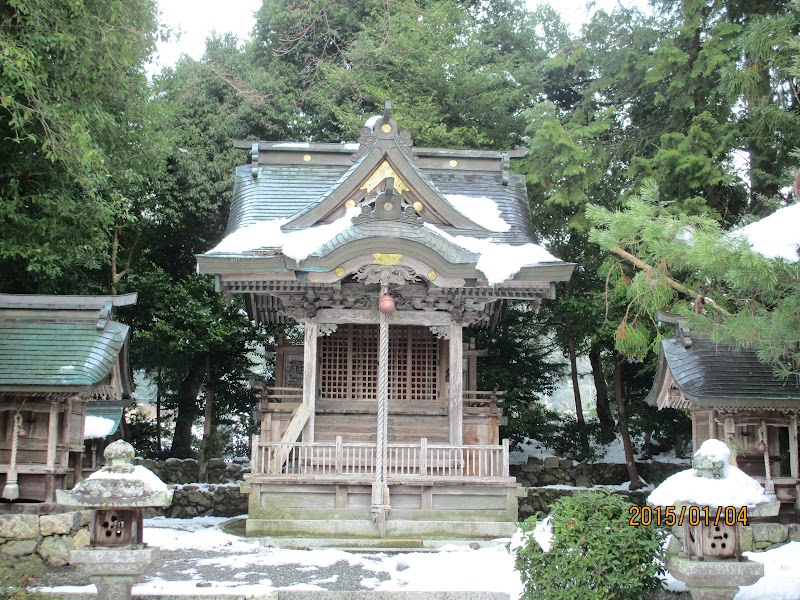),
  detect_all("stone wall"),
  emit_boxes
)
[512,456,688,520]
[0,504,91,566]
[511,456,687,489]
[134,457,249,485]
[155,483,248,518]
